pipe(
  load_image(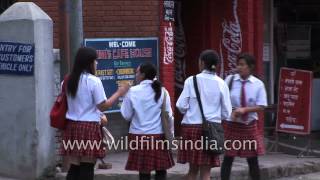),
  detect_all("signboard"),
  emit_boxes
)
[0,41,35,75]
[276,68,313,135]
[85,38,158,113]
